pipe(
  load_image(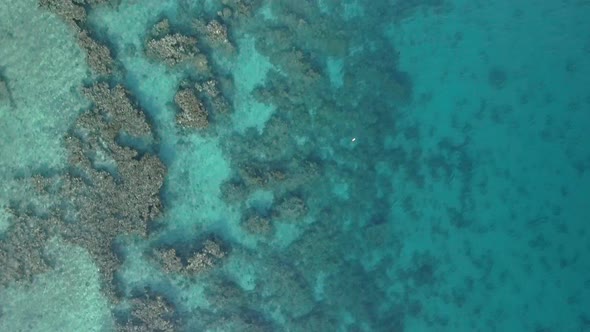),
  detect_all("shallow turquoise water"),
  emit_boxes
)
[1,0,589,331]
